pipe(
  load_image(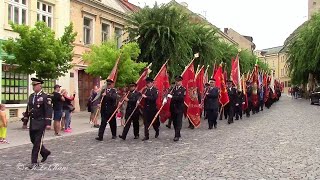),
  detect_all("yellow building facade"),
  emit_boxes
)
[70,0,132,111]
[257,46,291,93]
